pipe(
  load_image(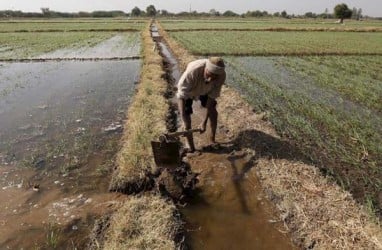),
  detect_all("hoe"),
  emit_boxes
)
[151,128,201,169]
